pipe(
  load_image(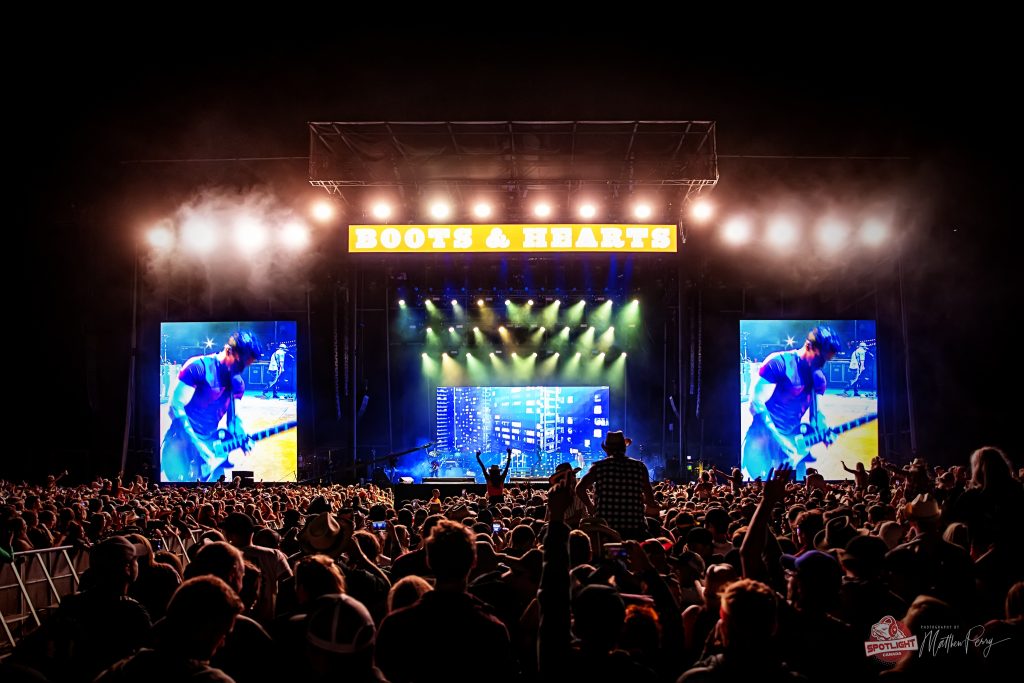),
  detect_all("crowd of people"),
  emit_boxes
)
[1,434,1022,682]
